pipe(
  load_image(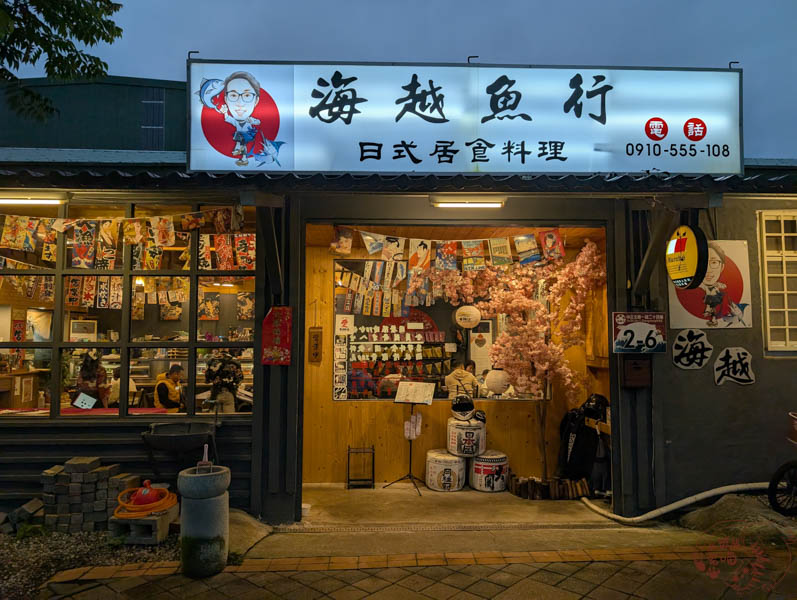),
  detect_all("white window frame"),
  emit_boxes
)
[759,210,797,351]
